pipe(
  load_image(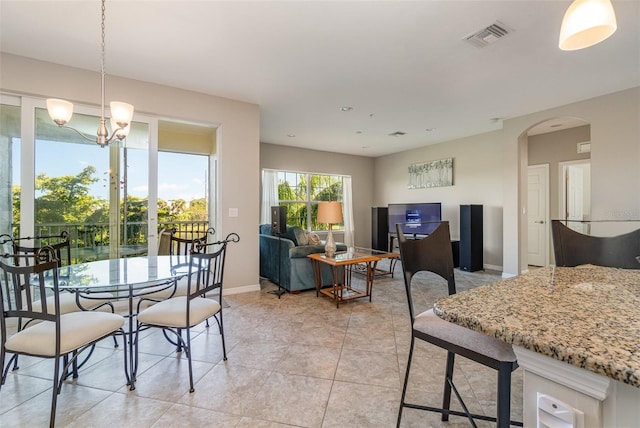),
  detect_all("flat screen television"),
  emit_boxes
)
[388,202,442,236]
